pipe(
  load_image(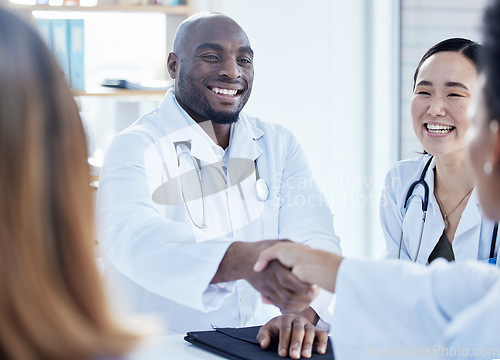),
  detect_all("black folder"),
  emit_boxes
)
[184,326,334,359]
